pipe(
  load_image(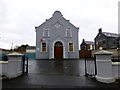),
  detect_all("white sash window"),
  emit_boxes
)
[66,28,72,37]
[43,28,49,37]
